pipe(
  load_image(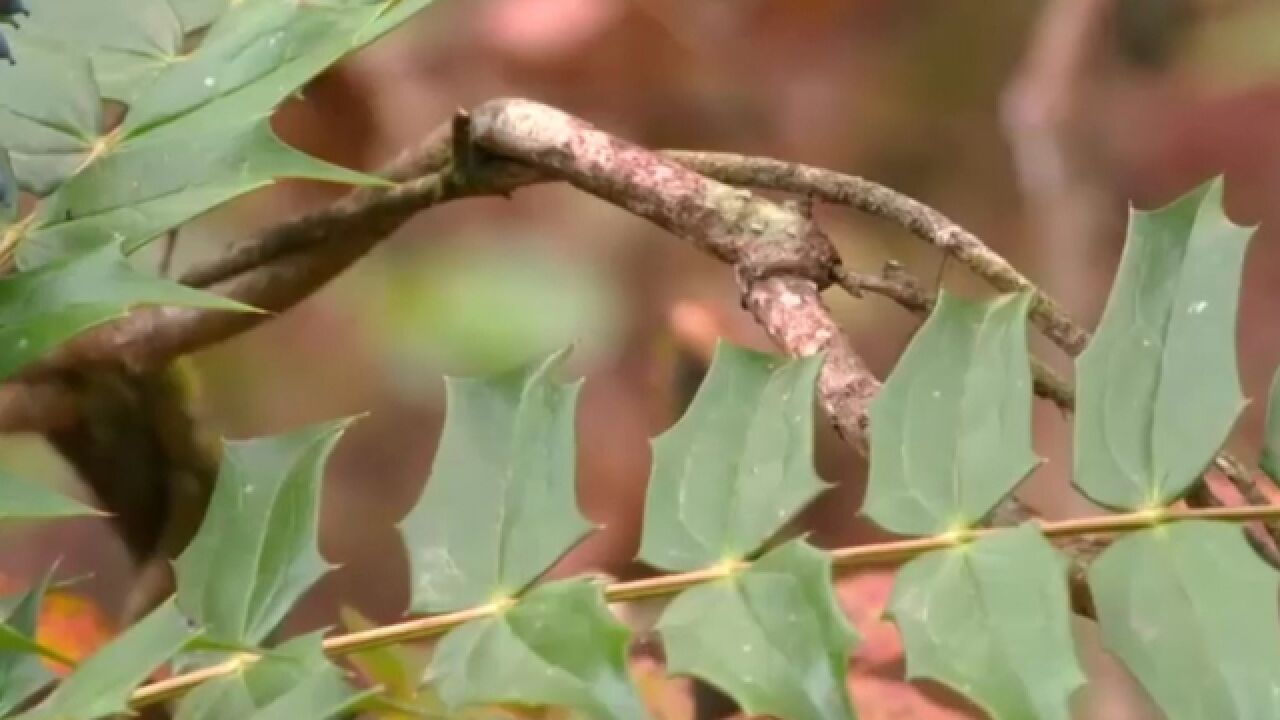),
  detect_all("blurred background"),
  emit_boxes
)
[6,0,1280,716]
